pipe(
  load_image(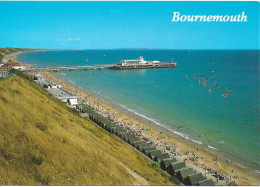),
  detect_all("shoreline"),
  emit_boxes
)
[15,52,260,185]
[40,70,259,185]
[61,78,256,173]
